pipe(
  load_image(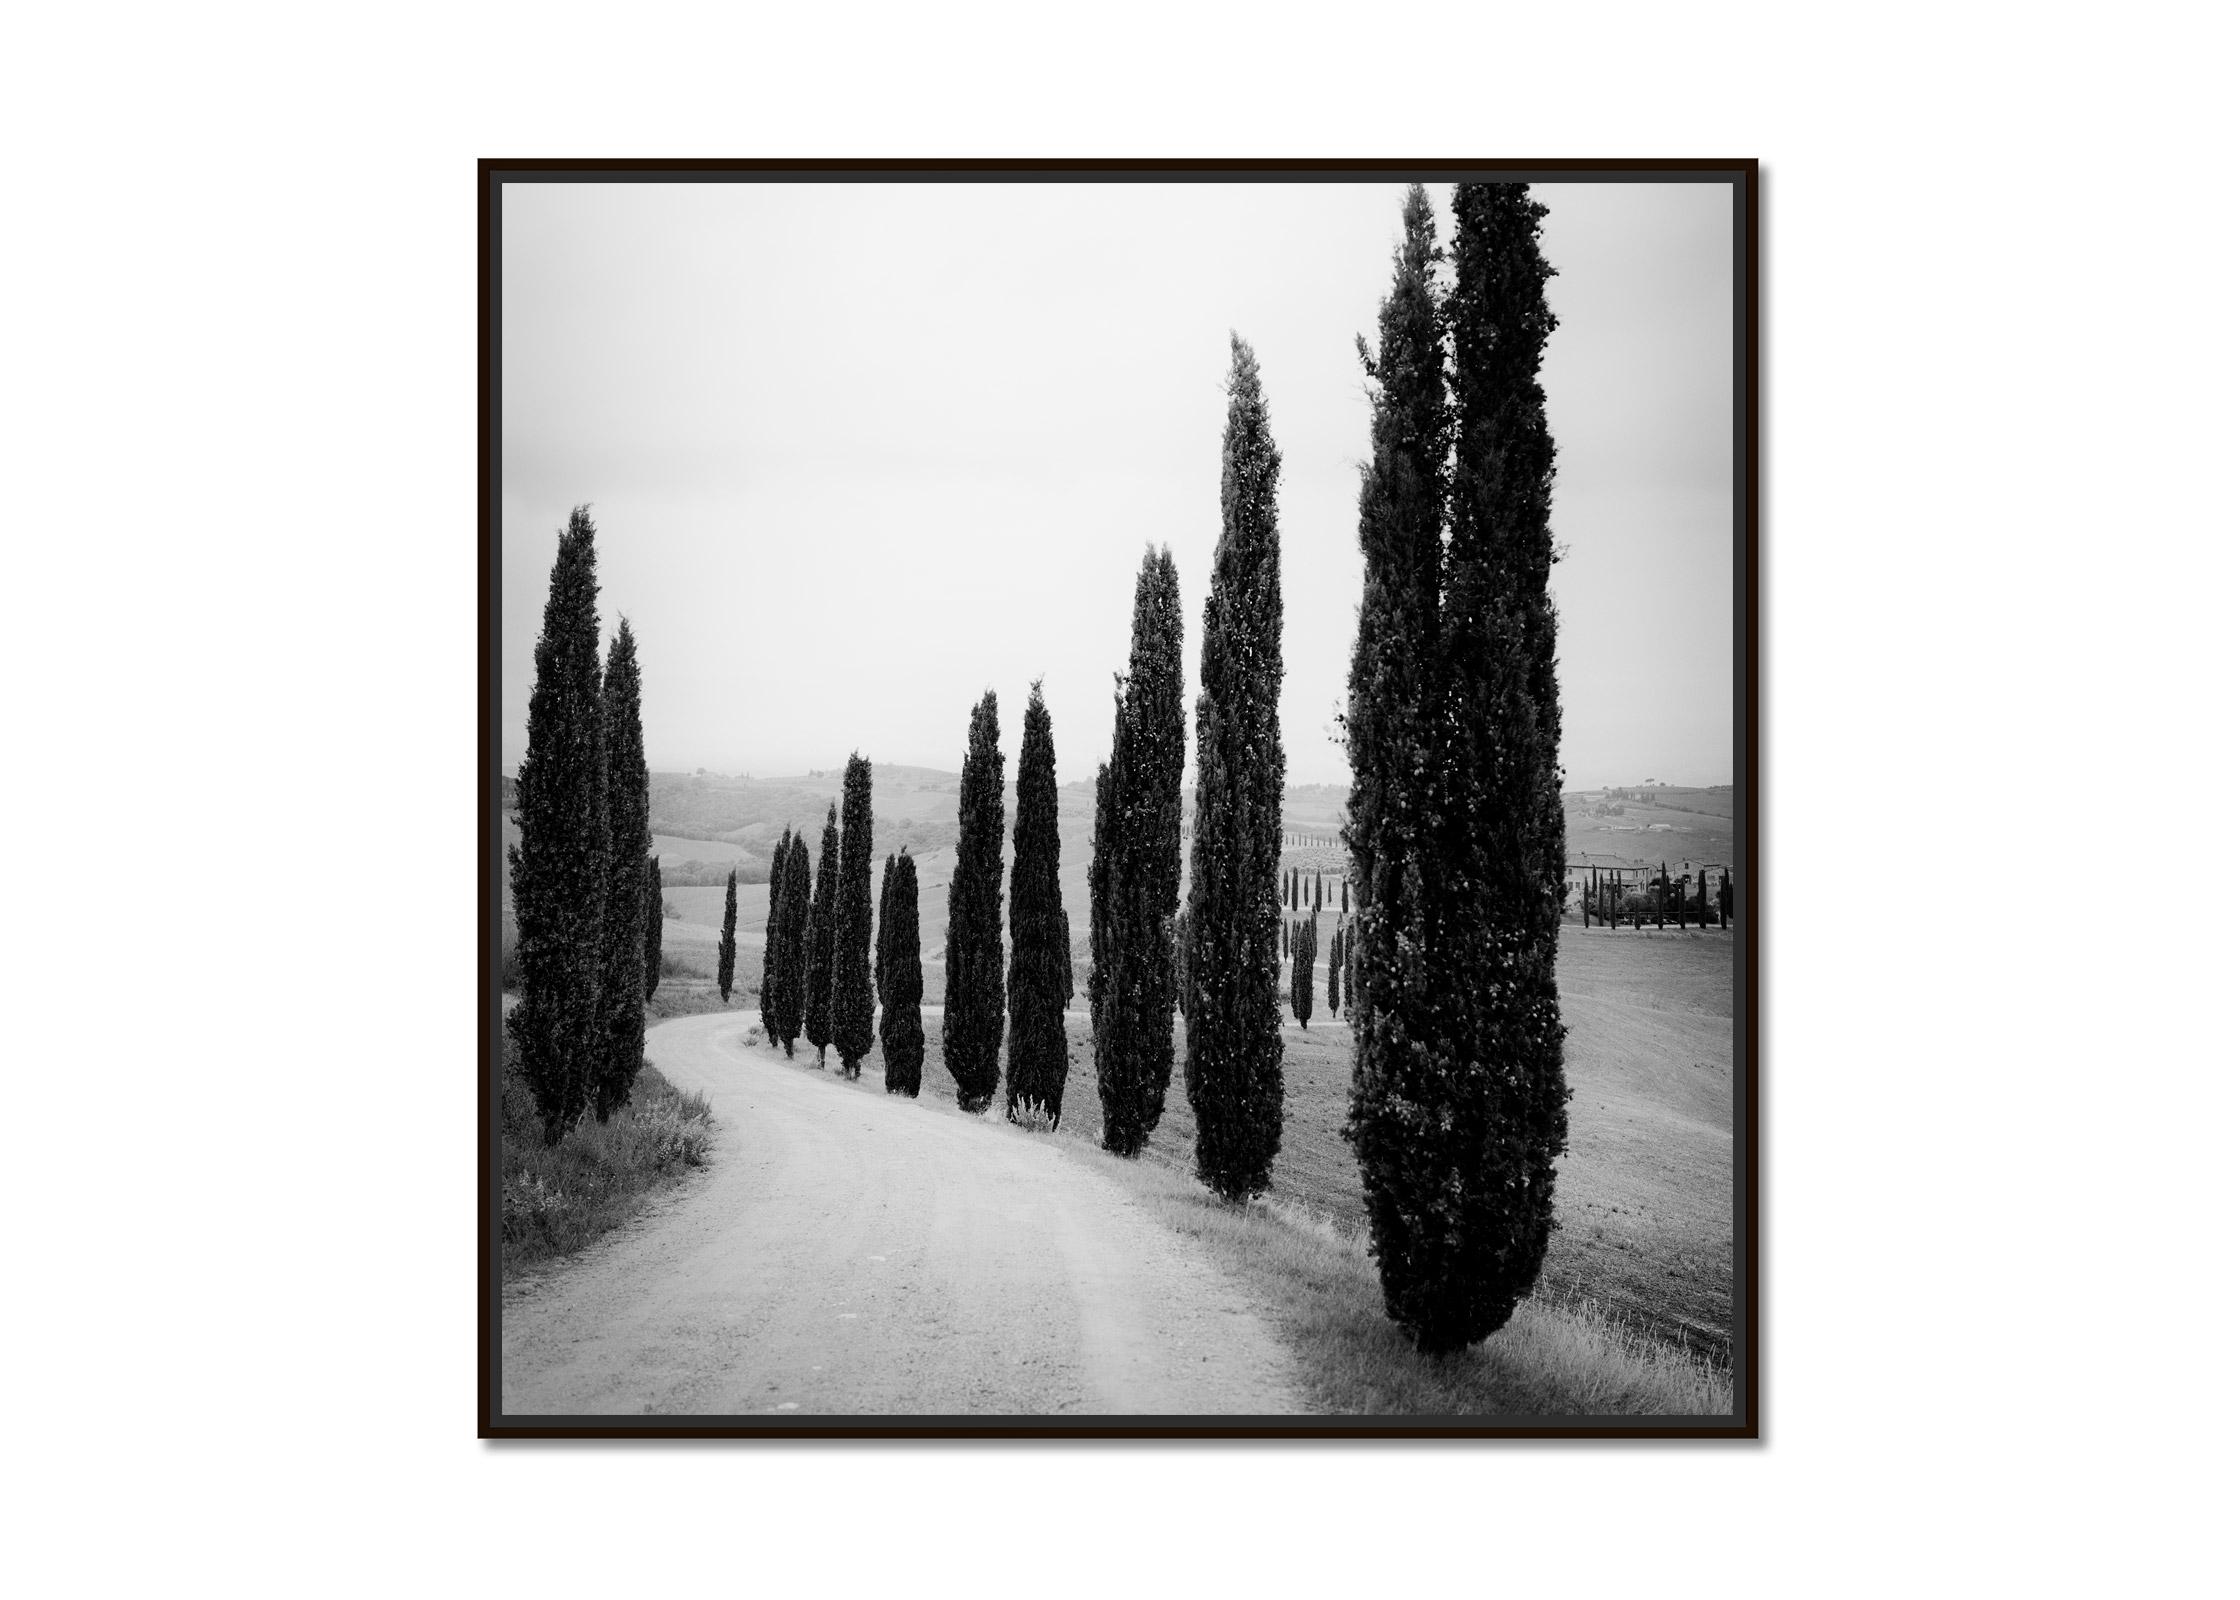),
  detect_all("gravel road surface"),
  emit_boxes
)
[501,1009,1302,1417]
